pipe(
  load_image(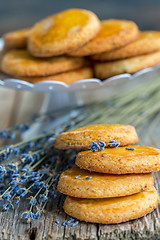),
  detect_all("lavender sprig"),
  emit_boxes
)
[89,140,106,152]
[126,147,135,151]
[0,111,55,142]
[107,140,120,148]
